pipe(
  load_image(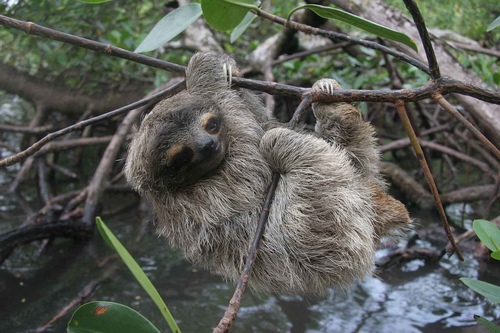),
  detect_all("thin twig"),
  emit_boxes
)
[252,8,431,75]
[0,15,185,74]
[433,92,500,160]
[394,100,463,260]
